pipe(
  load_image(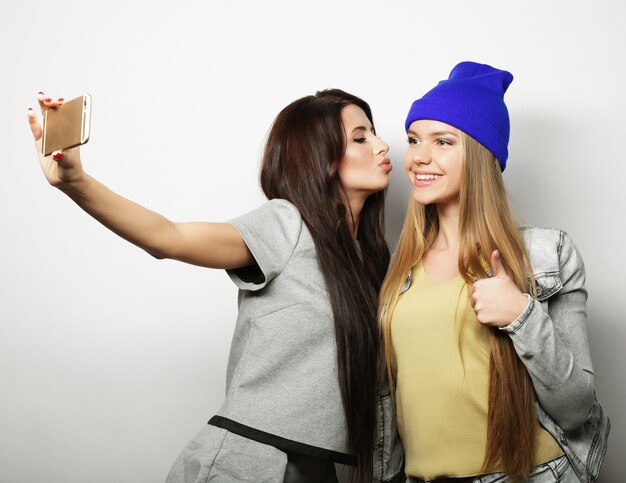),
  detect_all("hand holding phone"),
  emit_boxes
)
[28,93,91,188]
[41,94,92,157]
